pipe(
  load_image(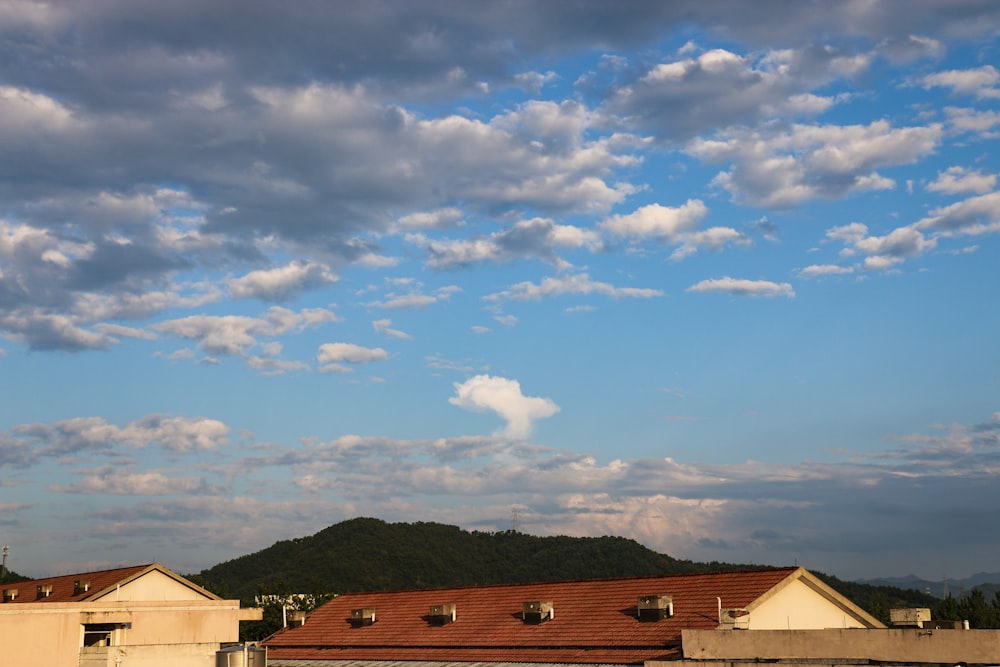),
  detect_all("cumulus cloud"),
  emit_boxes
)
[394,207,465,231]
[53,468,210,495]
[825,221,937,270]
[411,217,601,269]
[921,65,1000,99]
[688,121,941,207]
[6,414,229,465]
[602,201,707,237]
[317,342,389,374]
[228,260,338,301]
[927,166,997,195]
[486,272,662,302]
[449,375,560,439]
[945,107,1000,137]
[155,306,336,368]
[686,276,794,297]
[798,264,854,278]
[915,191,1000,236]
[372,319,412,340]
[602,46,866,142]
